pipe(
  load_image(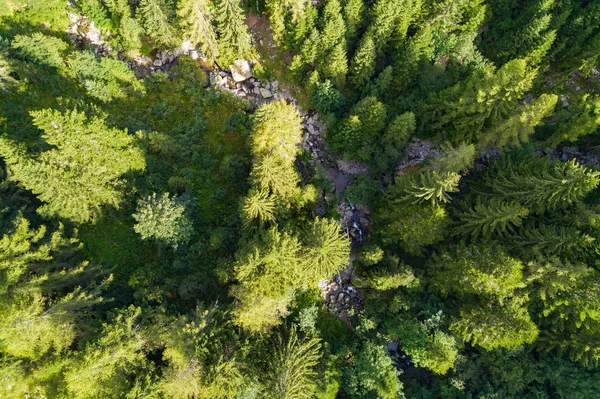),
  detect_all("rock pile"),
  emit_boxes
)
[319,279,363,327]
[66,13,111,56]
